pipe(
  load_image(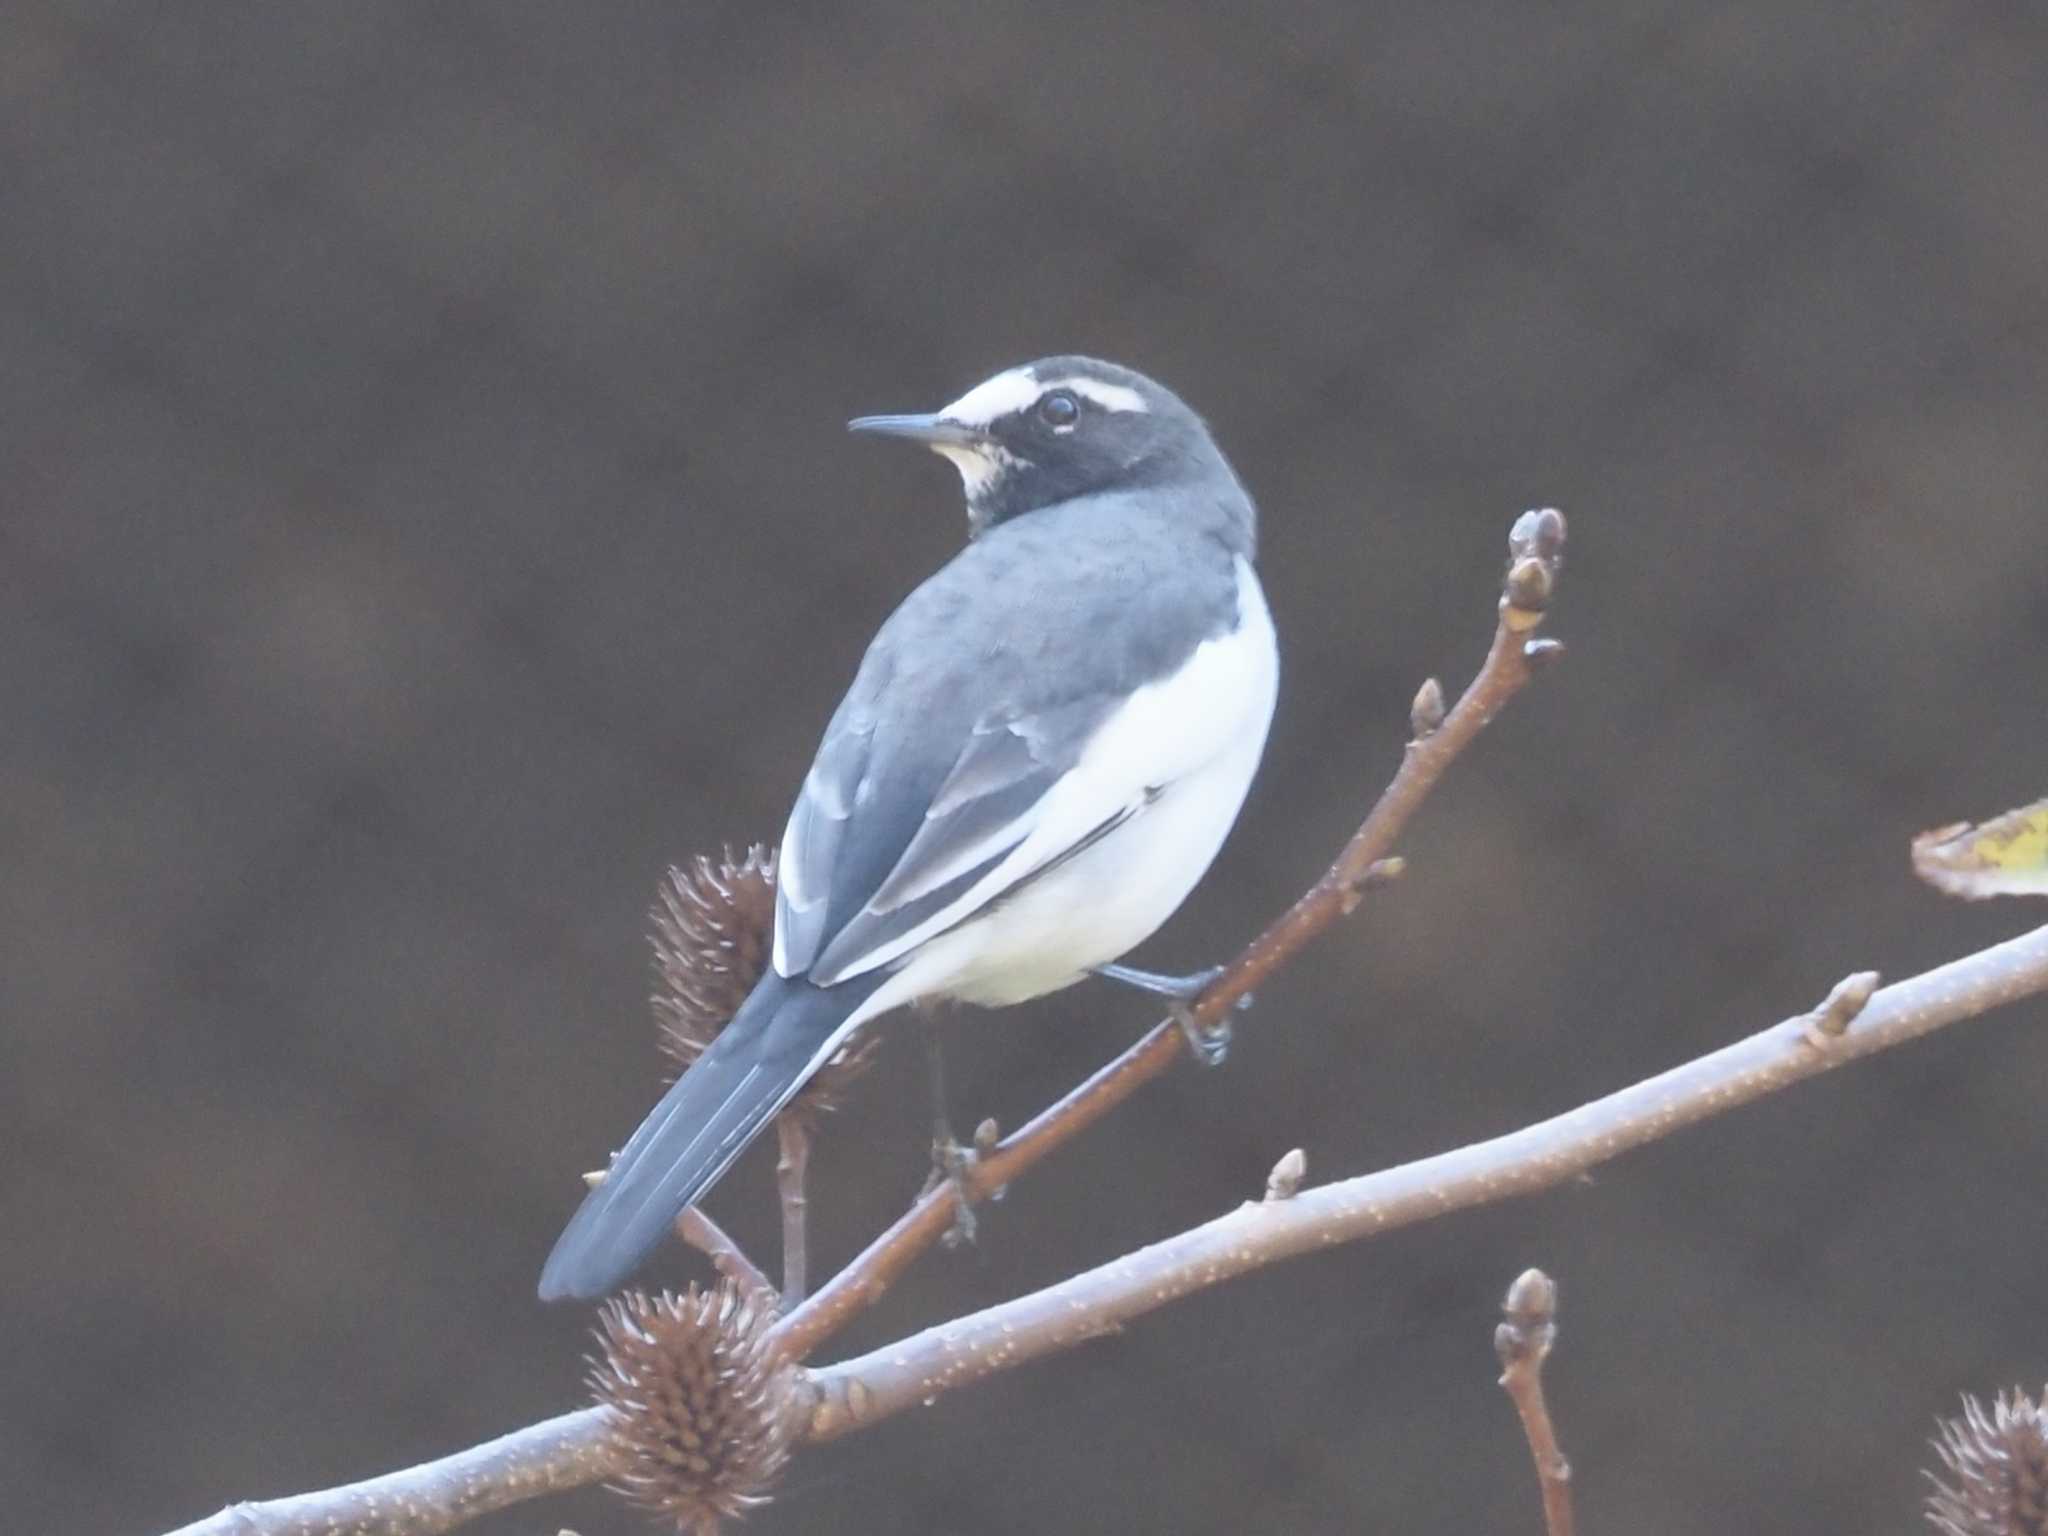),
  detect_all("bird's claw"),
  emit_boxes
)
[1090,960,1248,1065]
[1174,1002,1233,1067]
[921,1136,981,1248]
